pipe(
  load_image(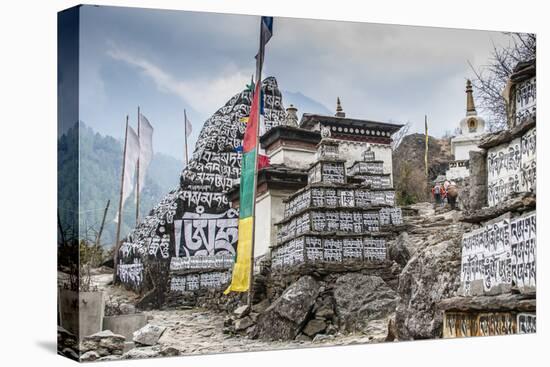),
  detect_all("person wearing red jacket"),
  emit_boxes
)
[432,183,442,205]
